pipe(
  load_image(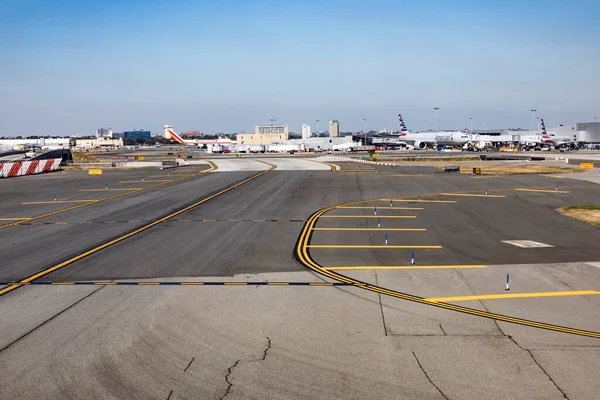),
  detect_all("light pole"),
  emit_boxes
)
[530,109,537,131]
[363,118,367,146]
[316,120,319,136]
[433,107,440,131]
[469,117,473,135]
